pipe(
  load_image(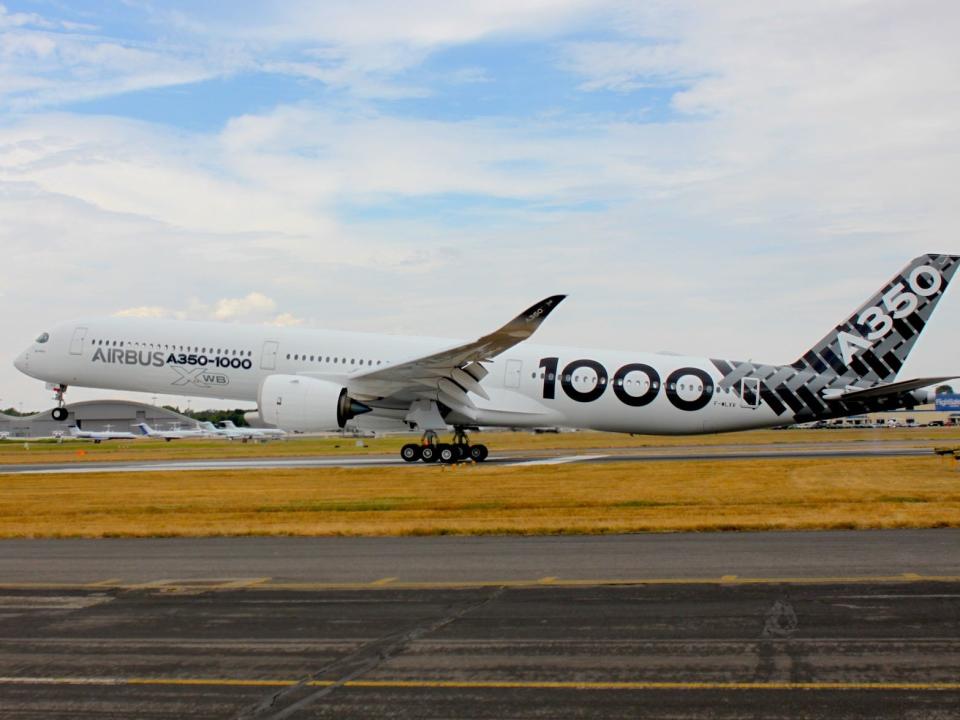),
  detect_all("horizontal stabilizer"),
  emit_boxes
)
[823,376,957,402]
